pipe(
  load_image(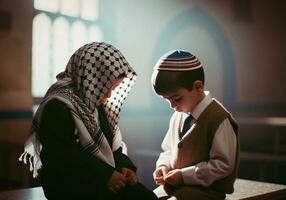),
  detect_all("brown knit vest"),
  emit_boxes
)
[174,100,239,194]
